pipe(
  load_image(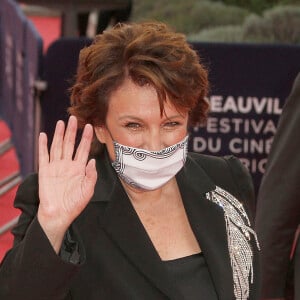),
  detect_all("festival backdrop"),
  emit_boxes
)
[190,43,300,194]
